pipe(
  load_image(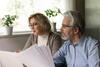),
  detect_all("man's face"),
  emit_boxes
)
[61,16,74,40]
